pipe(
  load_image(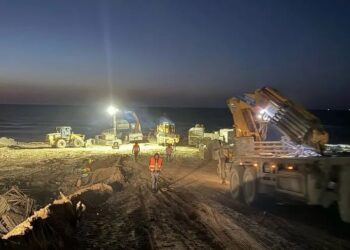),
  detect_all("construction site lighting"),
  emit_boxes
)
[107,105,119,116]
[259,109,266,115]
